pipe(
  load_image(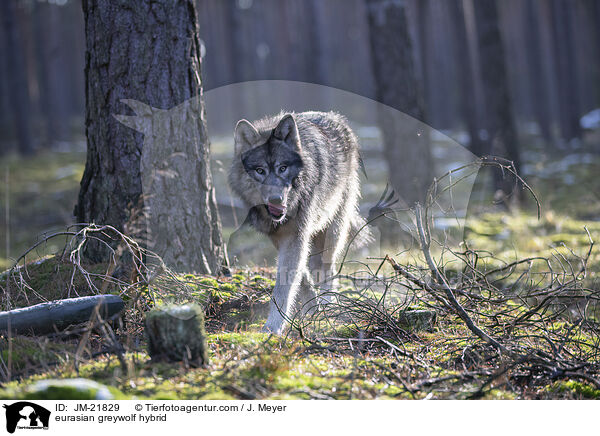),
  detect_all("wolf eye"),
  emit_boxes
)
[279,166,287,173]
[255,168,265,175]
